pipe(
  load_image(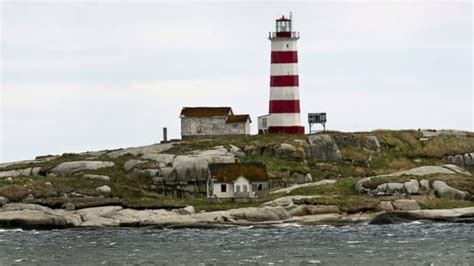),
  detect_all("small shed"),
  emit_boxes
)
[208,162,269,201]
[180,107,251,138]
